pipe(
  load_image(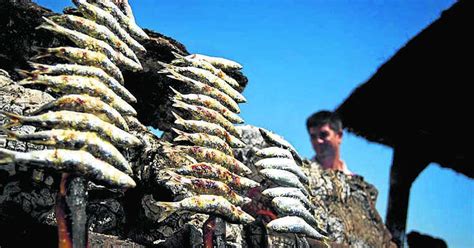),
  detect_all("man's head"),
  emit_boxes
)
[306,110,343,160]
